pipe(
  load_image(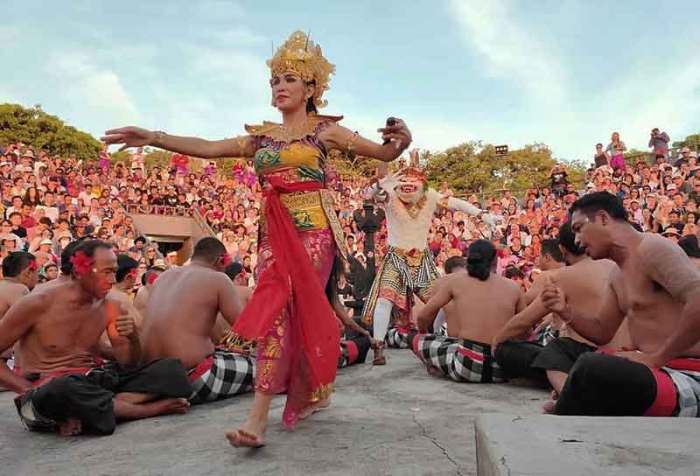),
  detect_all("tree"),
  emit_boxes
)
[0,103,102,162]
[425,142,572,198]
[672,132,700,152]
